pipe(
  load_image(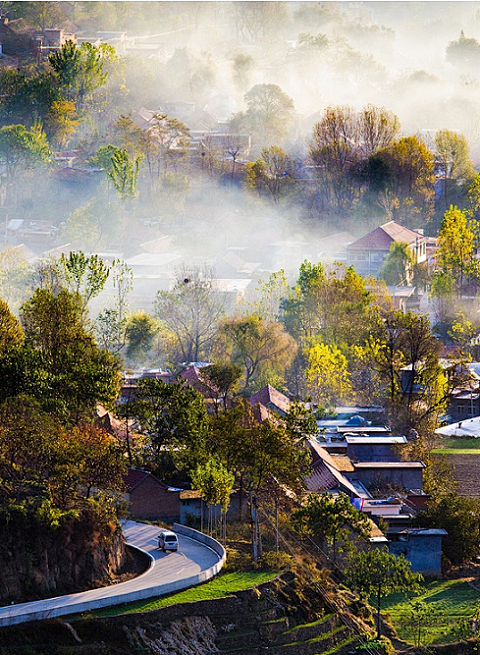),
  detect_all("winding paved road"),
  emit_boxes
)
[0,521,223,627]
